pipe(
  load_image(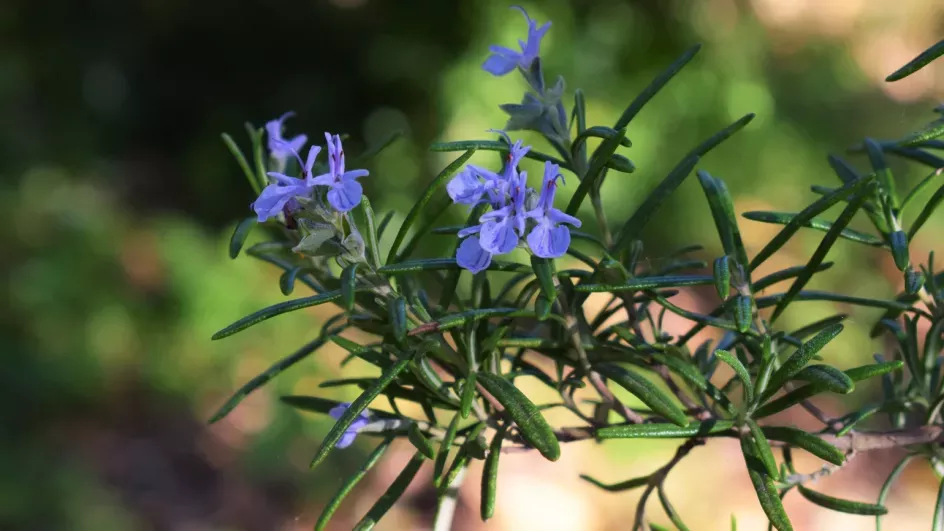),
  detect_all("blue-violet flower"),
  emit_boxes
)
[311,133,369,212]
[482,6,551,77]
[329,403,370,449]
[525,161,581,258]
[252,145,321,222]
[265,112,308,167]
